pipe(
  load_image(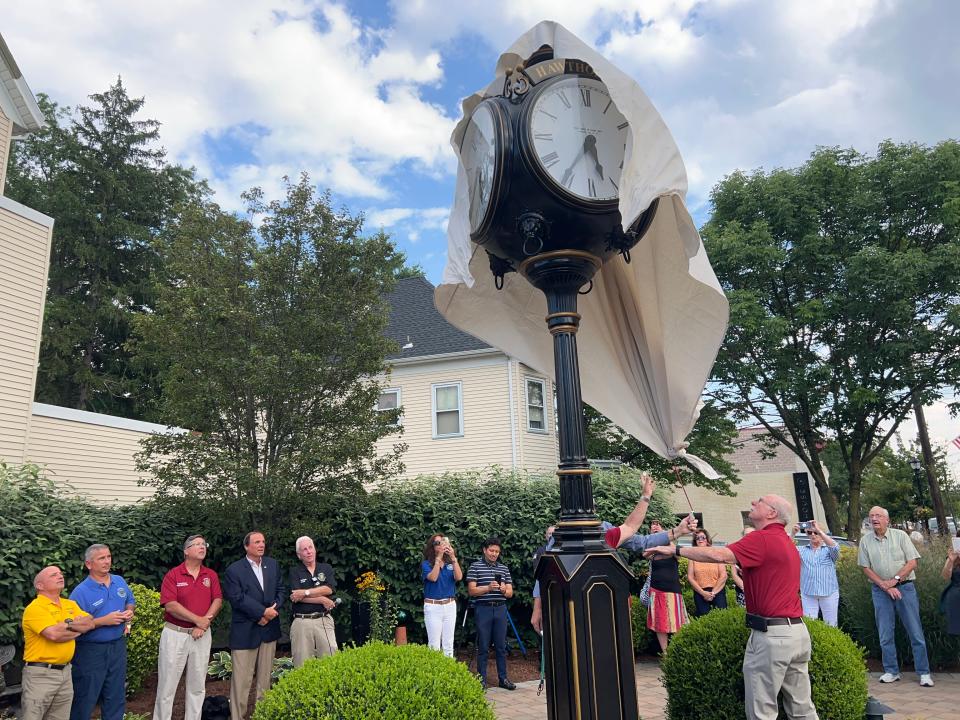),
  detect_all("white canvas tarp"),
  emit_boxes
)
[435,21,729,478]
